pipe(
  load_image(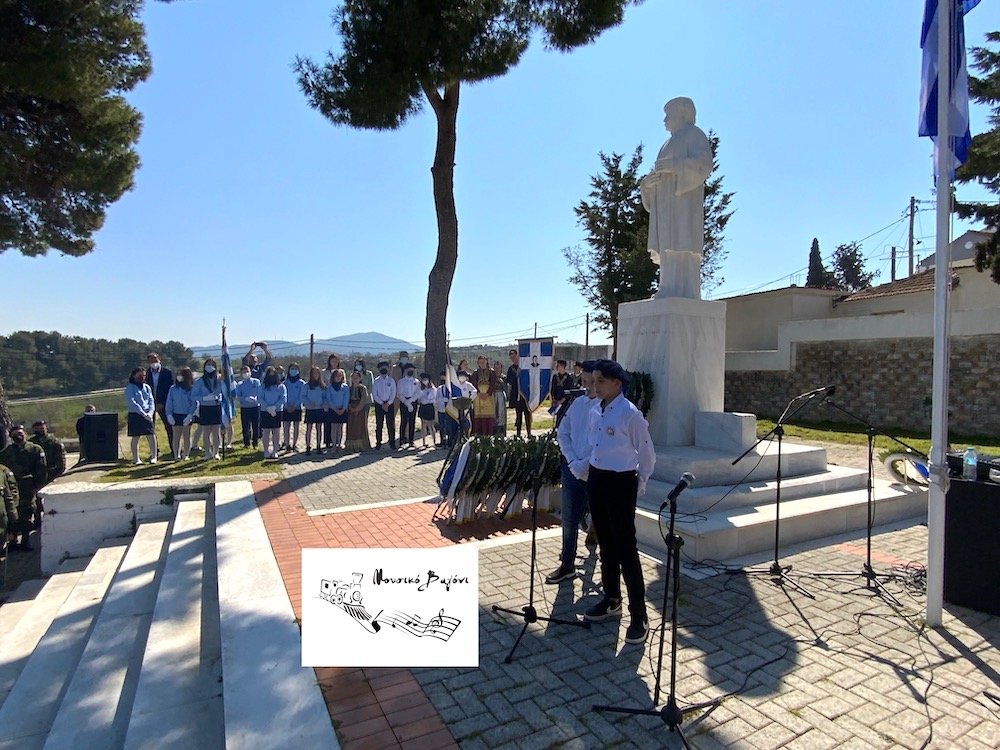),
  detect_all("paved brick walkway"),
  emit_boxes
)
[252,455,1000,750]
